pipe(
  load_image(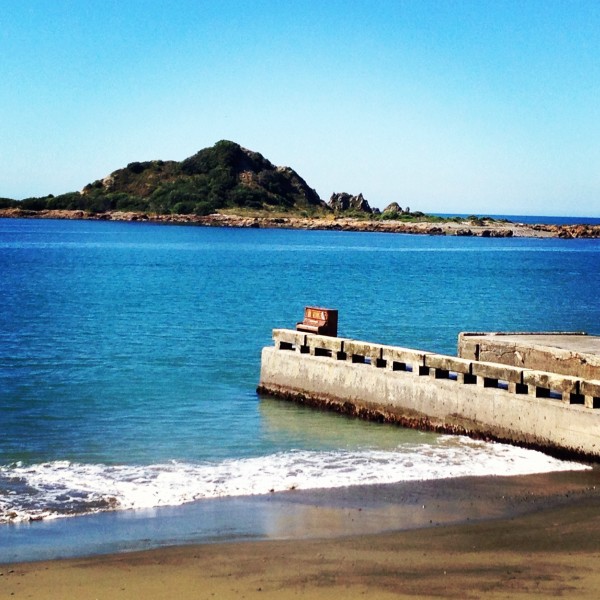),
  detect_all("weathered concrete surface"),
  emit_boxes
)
[259,345,600,460]
[458,332,600,380]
